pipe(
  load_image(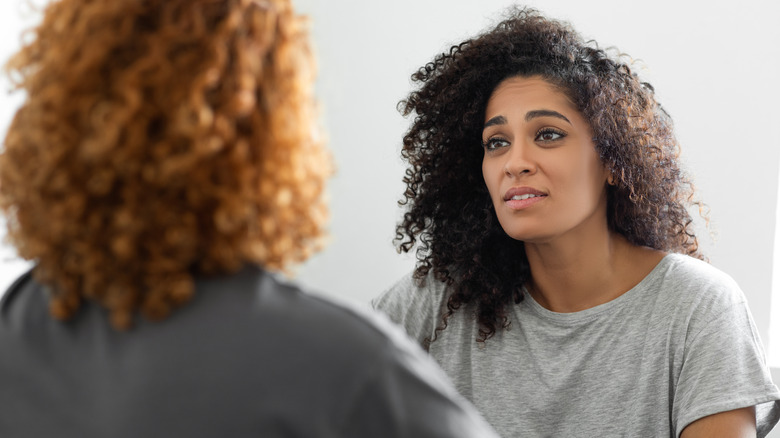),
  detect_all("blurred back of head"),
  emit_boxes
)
[0,0,331,329]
